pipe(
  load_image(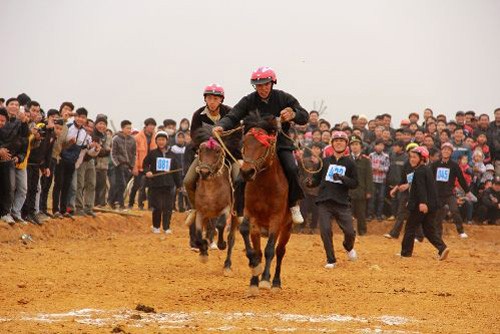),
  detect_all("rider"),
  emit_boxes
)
[213,66,309,224]
[184,84,241,226]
